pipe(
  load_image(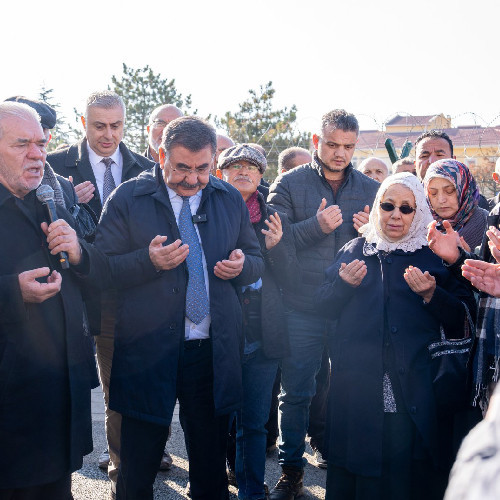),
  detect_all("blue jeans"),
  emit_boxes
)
[278,309,333,469]
[236,348,279,500]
